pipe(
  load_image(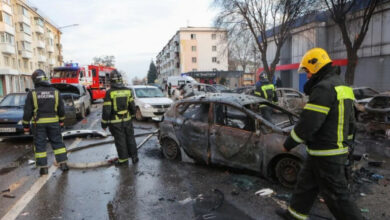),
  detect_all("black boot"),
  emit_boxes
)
[60,163,69,172]
[132,157,139,164]
[114,159,129,167]
[40,167,48,176]
[275,208,296,220]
